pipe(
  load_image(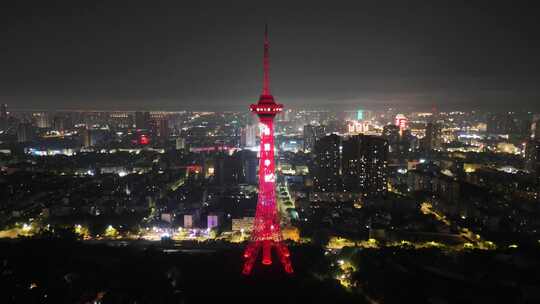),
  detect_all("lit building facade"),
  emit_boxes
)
[312,134,388,198]
[342,135,388,197]
[312,134,341,193]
